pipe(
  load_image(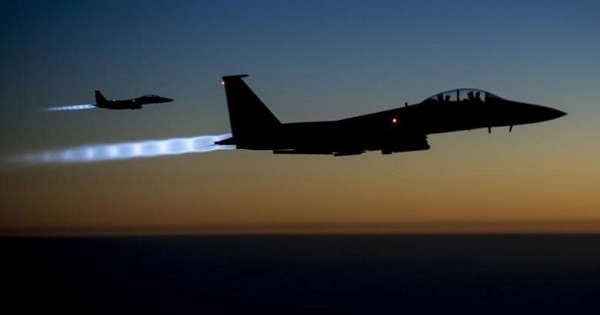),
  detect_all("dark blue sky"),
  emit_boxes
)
[1,1,599,234]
